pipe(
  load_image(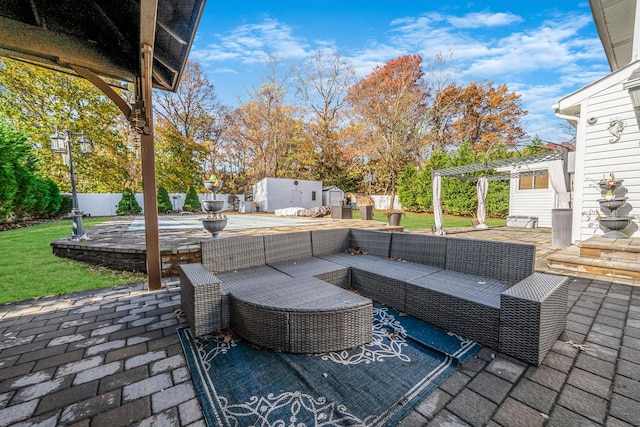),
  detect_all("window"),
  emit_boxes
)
[311,191,317,201]
[518,170,549,190]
